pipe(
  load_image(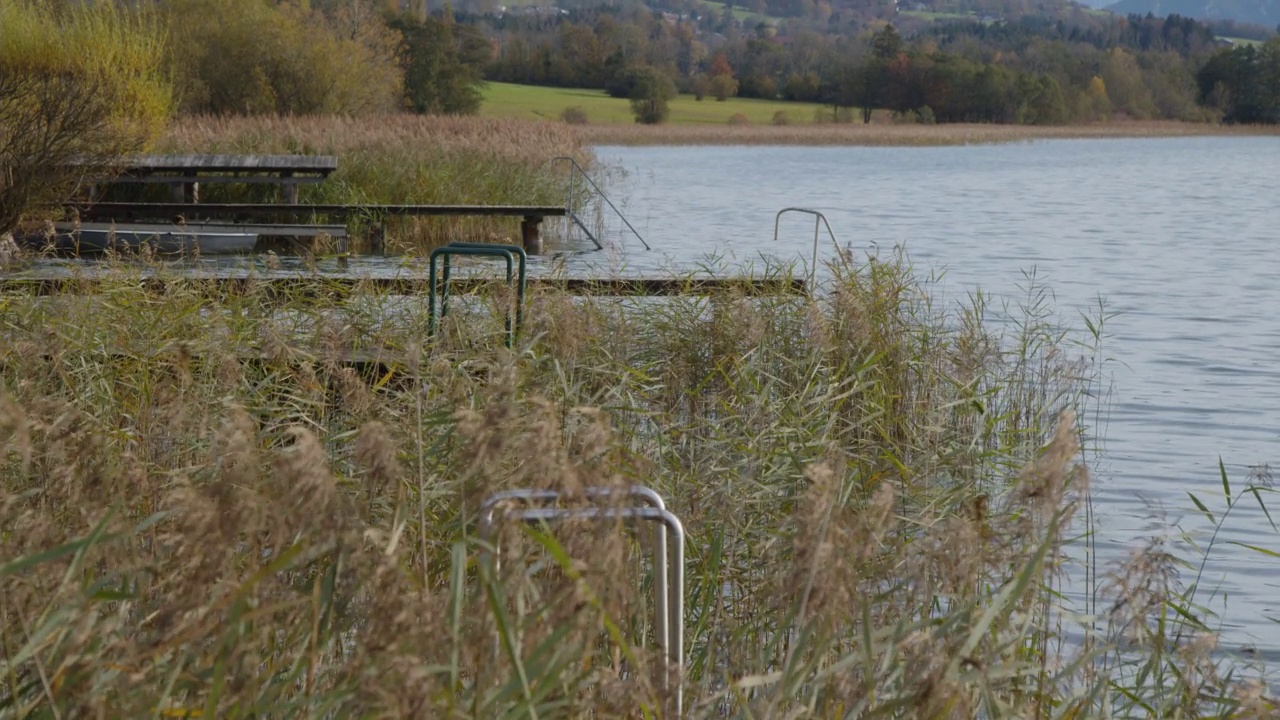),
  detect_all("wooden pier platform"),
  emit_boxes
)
[0,275,808,300]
